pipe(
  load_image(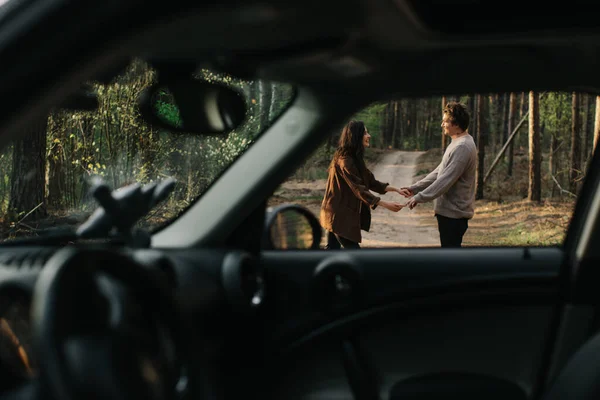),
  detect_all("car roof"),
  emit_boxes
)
[1,0,598,145]
[126,0,600,100]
